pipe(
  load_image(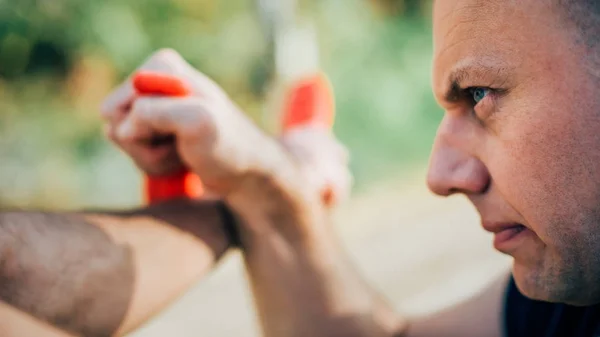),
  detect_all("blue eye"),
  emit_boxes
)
[469,87,490,104]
